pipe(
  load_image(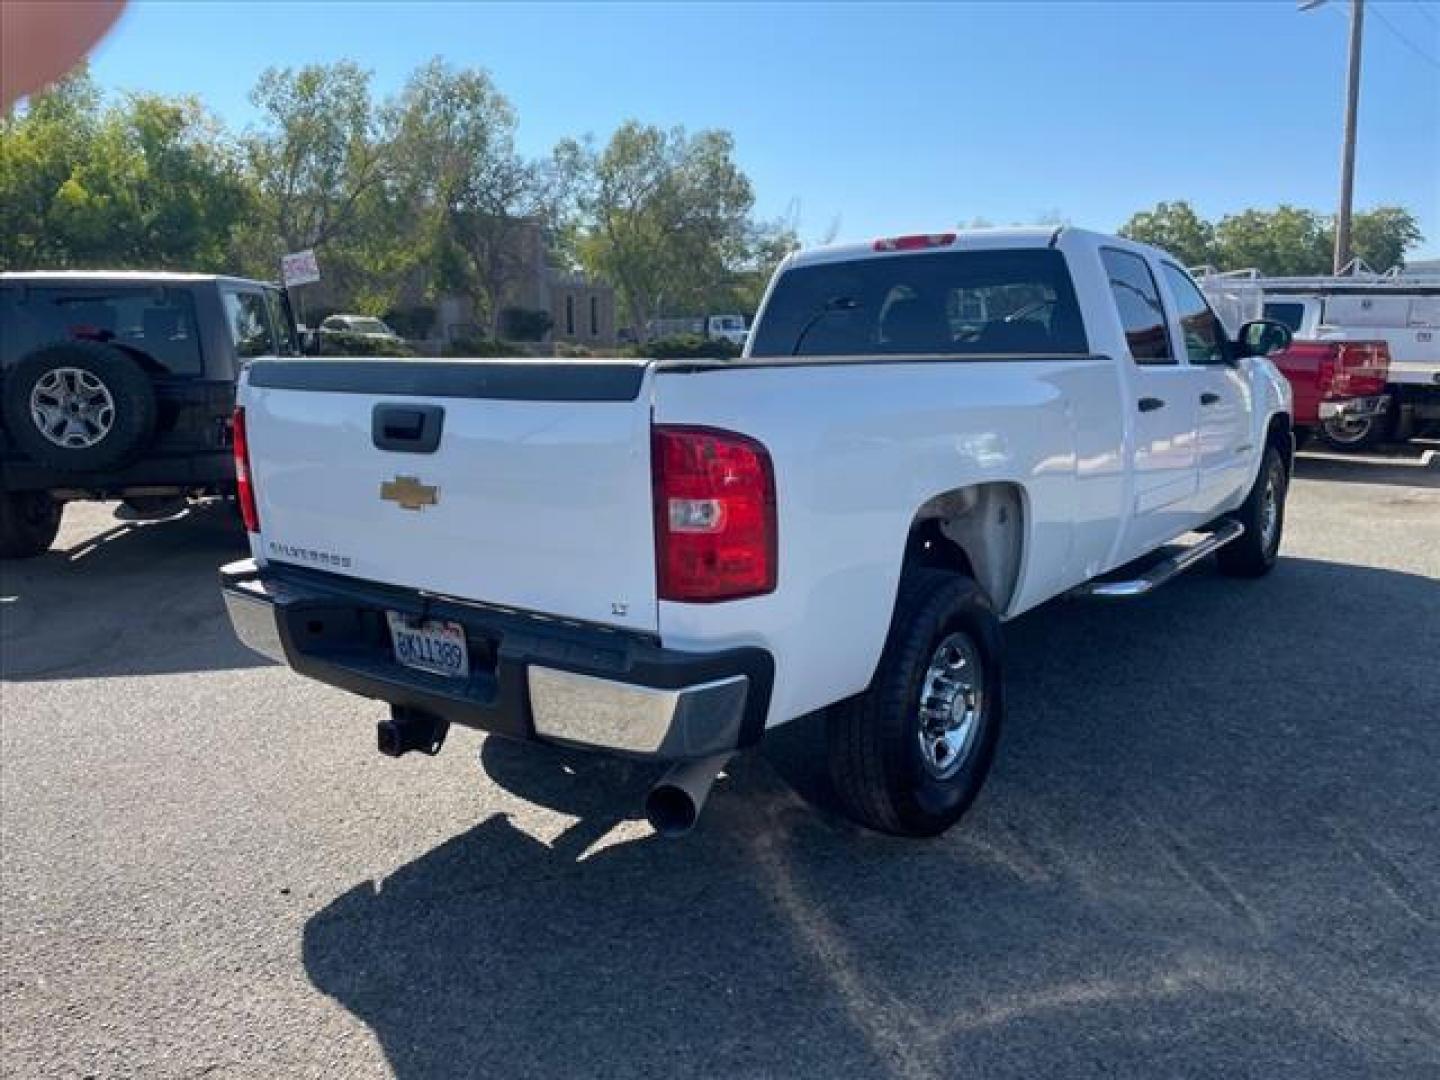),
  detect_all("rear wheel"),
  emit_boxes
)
[1216,444,1287,578]
[1319,403,1392,451]
[827,568,1003,837]
[0,491,63,559]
